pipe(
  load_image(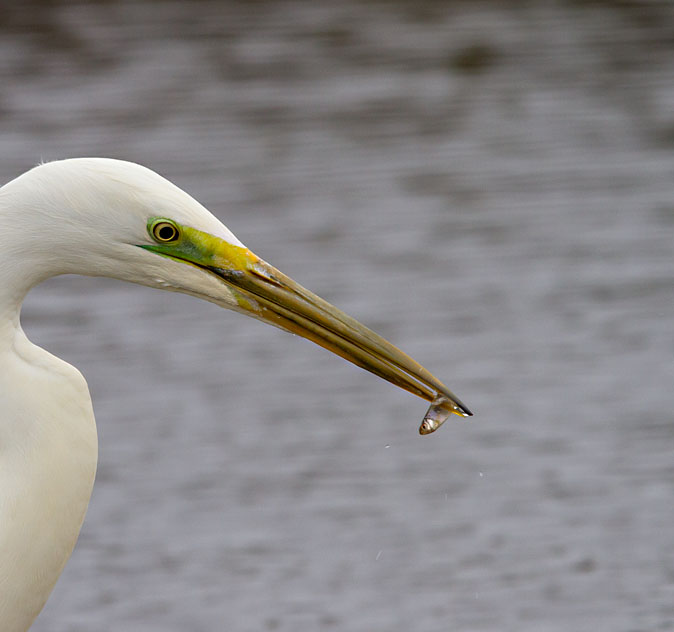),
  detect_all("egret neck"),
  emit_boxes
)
[0,158,470,631]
